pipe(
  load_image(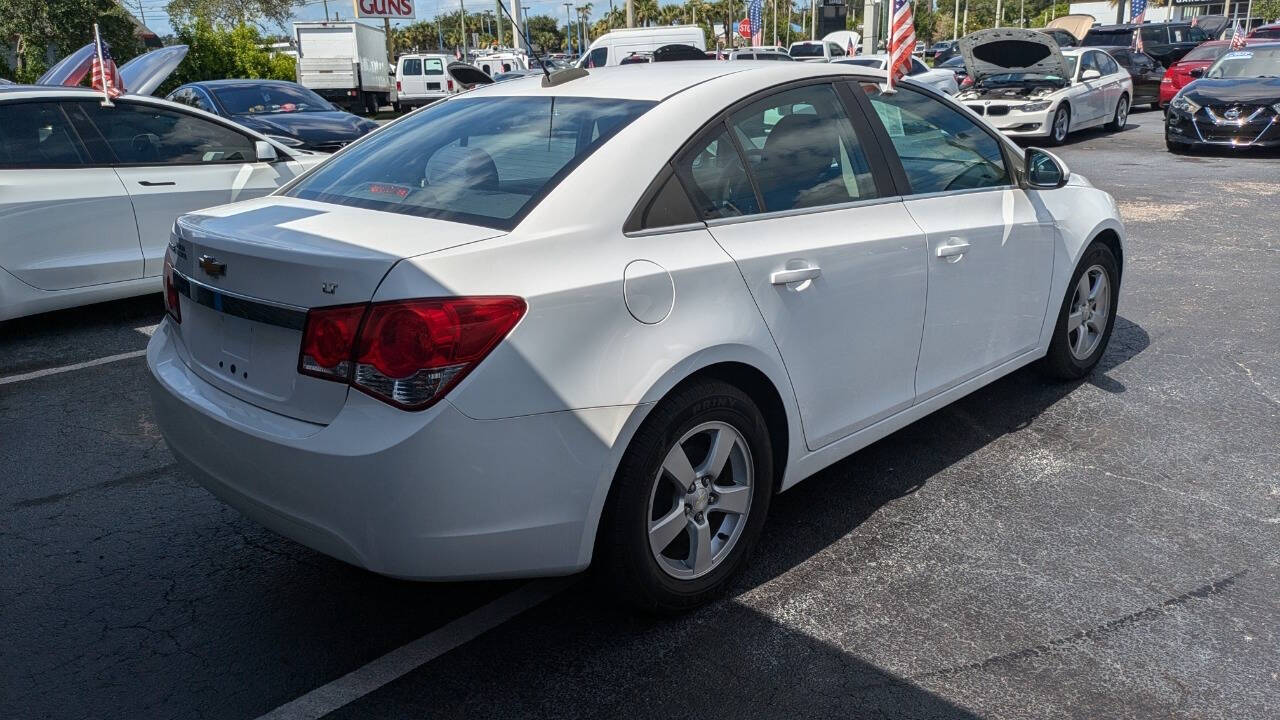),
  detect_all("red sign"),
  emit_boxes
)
[354,0,416,19]
[738,18,751,40]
